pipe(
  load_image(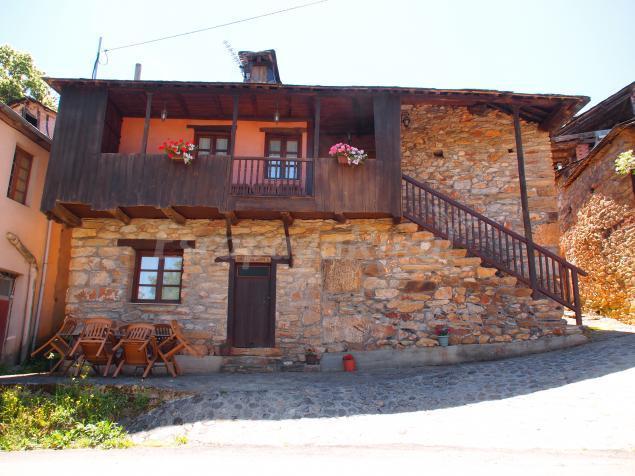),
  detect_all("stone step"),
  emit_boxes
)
[220,356,281,373]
